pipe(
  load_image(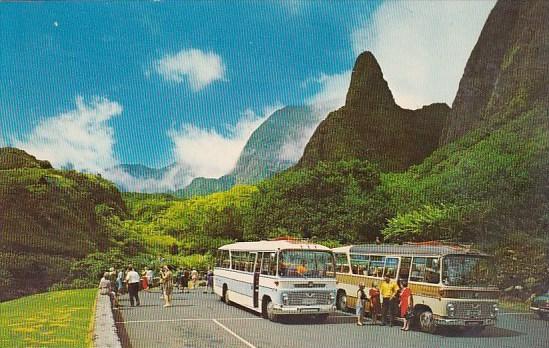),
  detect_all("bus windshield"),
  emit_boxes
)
[278,250,335,278]
[442,255,496,287]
